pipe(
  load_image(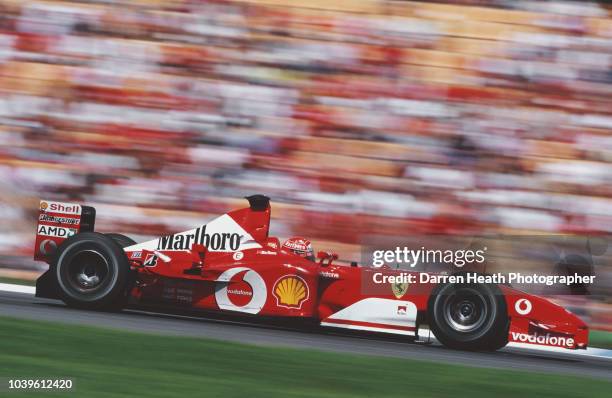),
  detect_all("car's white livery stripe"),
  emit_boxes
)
[321,321,416,336]
[322,298,418,336]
